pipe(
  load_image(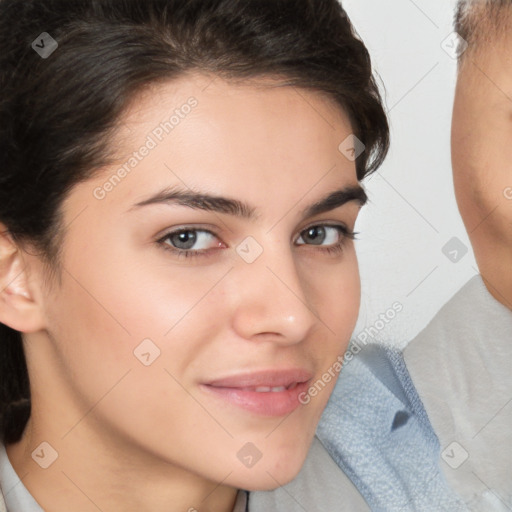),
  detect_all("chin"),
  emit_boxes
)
[230,443,310,492]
